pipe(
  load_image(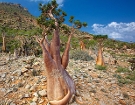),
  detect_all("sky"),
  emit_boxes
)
[1,0,135,42]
